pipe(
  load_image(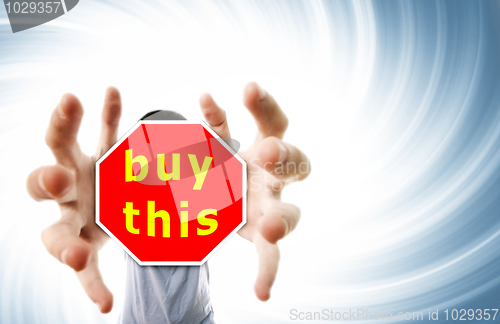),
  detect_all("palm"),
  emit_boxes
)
[238,149,269,242]
[75,154,108,252]
[238,147,284,242]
